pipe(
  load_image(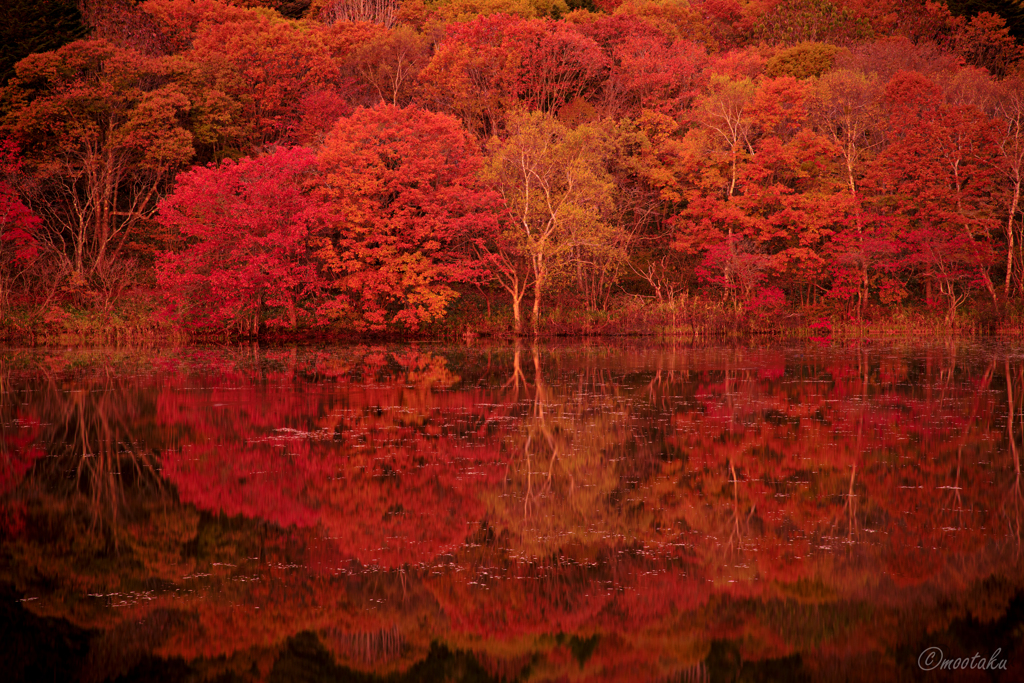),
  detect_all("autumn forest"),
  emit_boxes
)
[4,0,1024,341]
